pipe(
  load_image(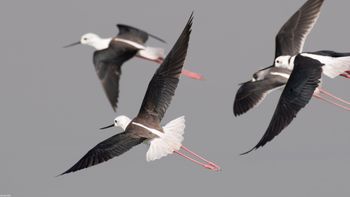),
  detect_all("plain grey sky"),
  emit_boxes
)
[1,0,350,196]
